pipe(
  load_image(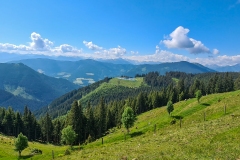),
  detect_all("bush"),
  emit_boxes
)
[31,148,42,154]
[170,118,176,125]
[64,149,71,155]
